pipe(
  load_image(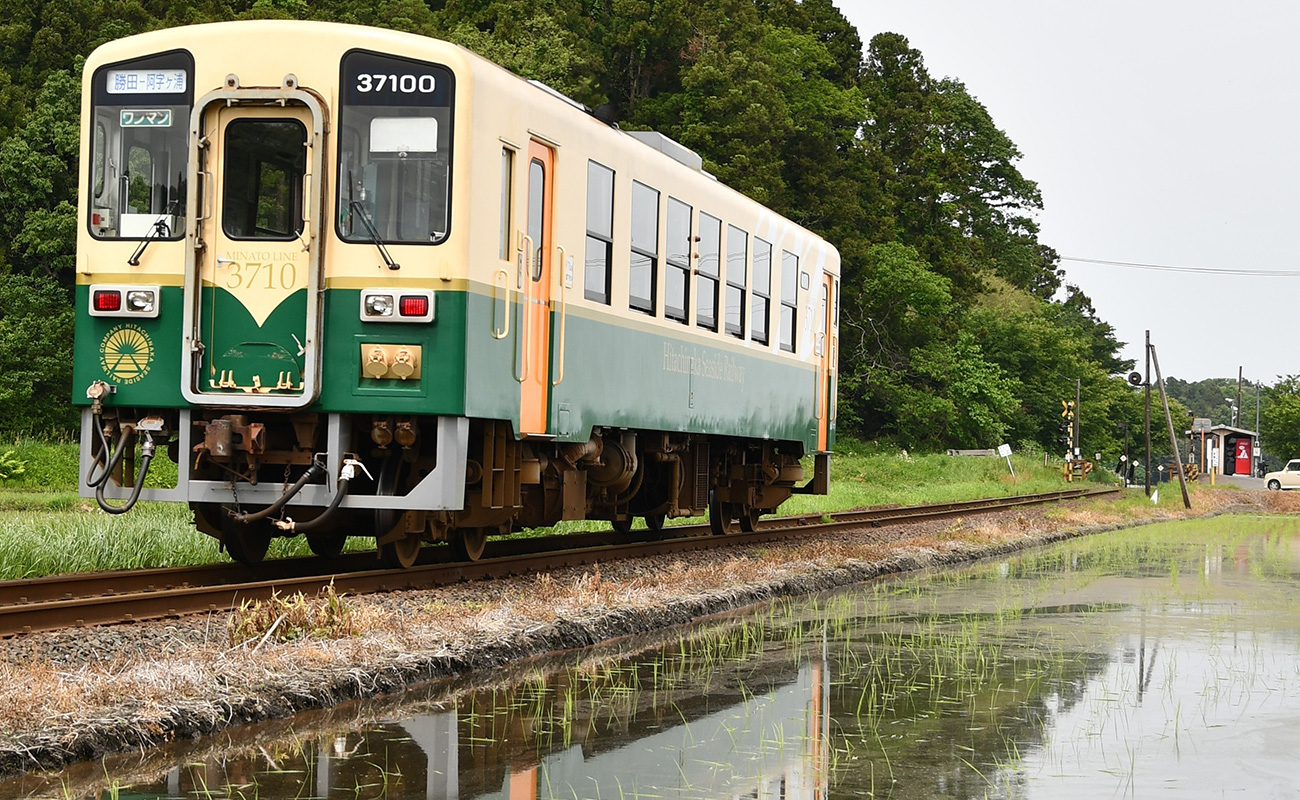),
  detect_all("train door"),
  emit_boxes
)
[815,273,837,451]
[519,140,554,436]
[182,88,325,408]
